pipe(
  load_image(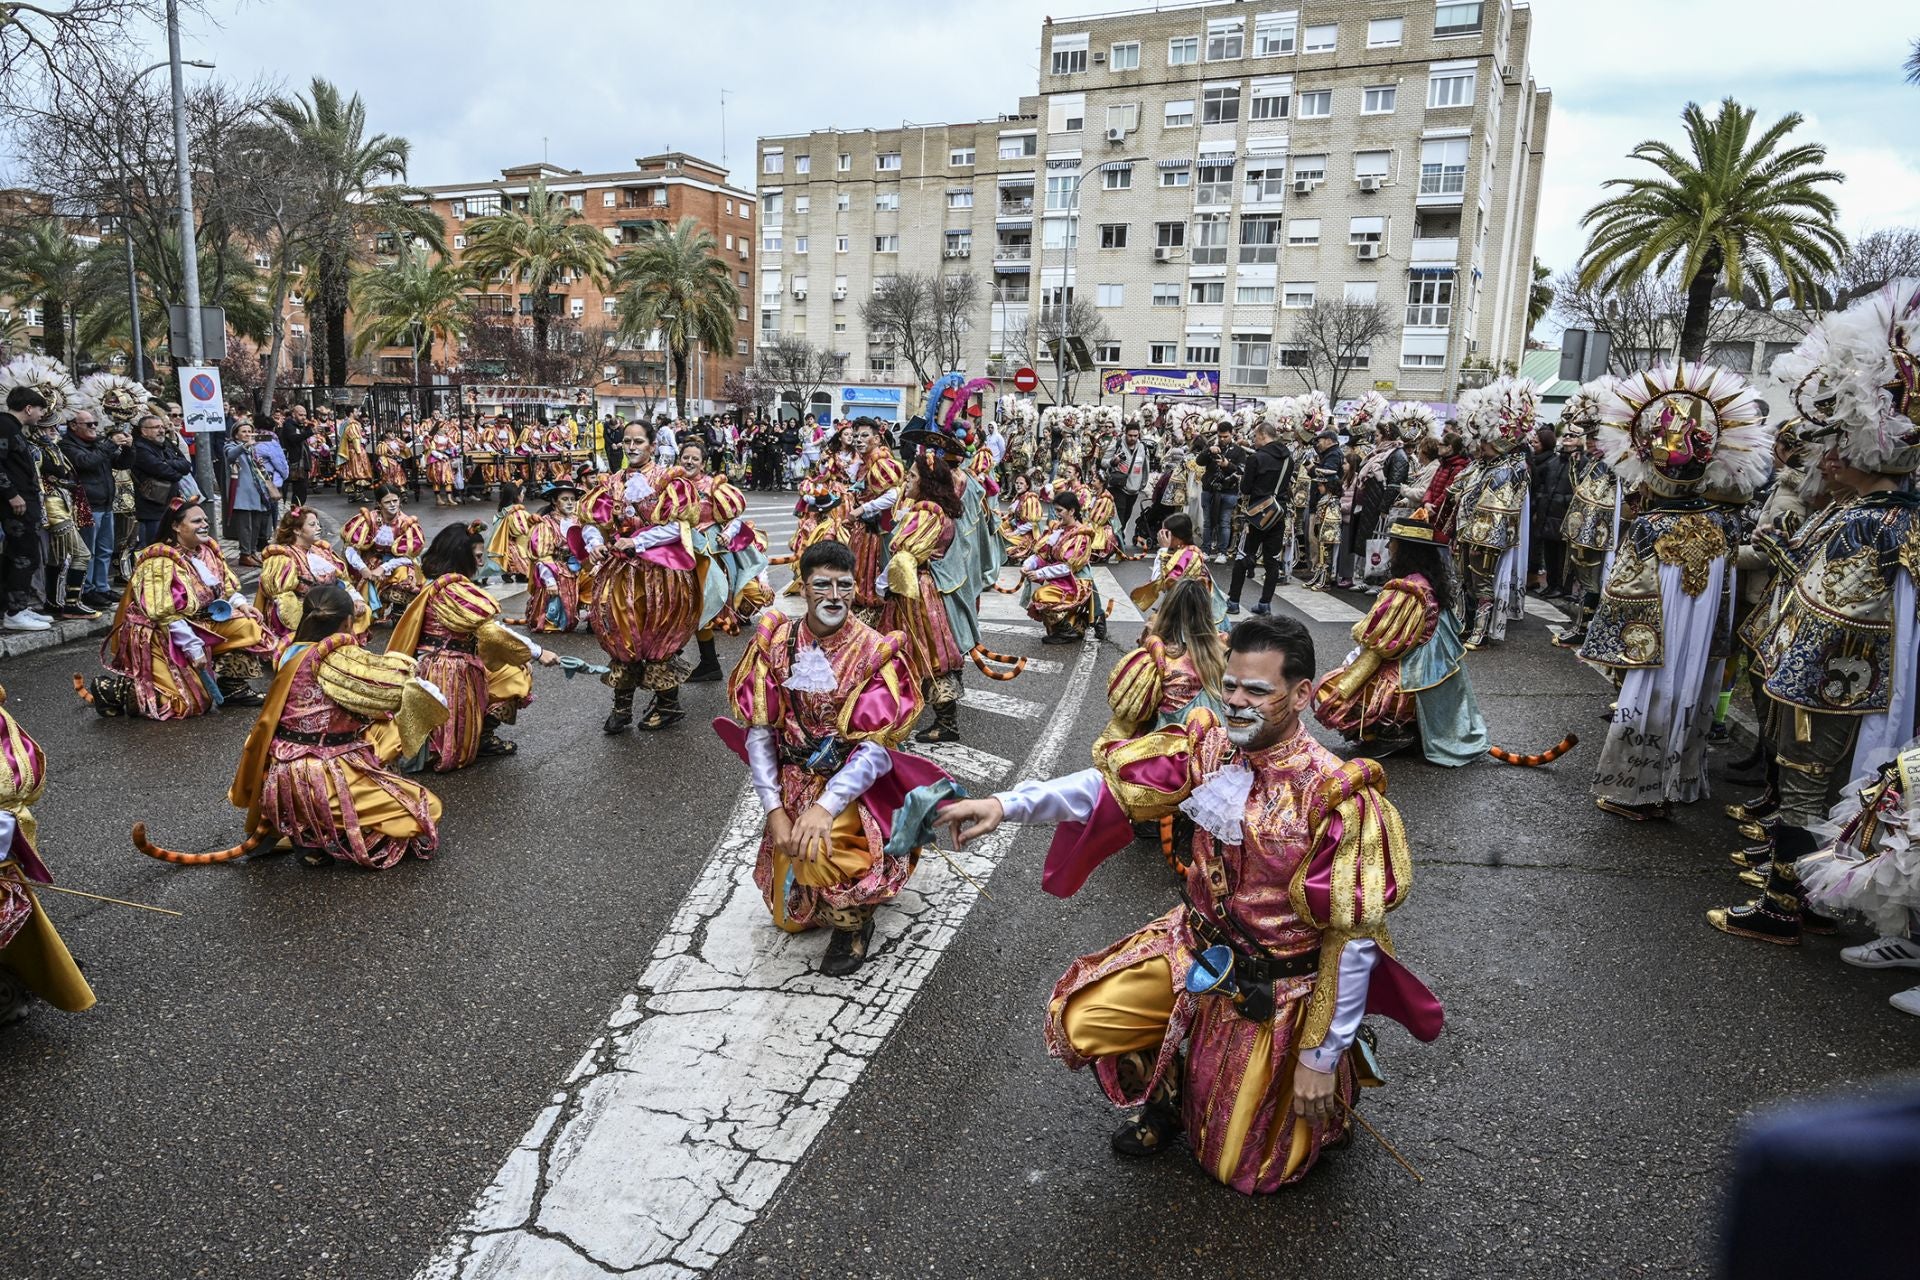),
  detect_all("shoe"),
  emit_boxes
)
[53,603,98,621]
[1110,1101,1182,1158]
[1707,893,1802,945]
[1841,936,1920,970]
[1890,987,1920,1017]
[1225,601,1241,616]
[1725,792,1777,823]
[1212,553,1226,565]
[1252,602,1272,616]
[3,612,50,632]
[220,685,265,707]
[81,591,118,612]
[636,692,685,731]
[685,638,723,683]
[238,554,262,569]
[1334,579,1355,590]
[603,707,632,734]
[1728,840,1771,871]
[819,915,875,977]
[1549,628,1588,650]
[1595,797,1667,821]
